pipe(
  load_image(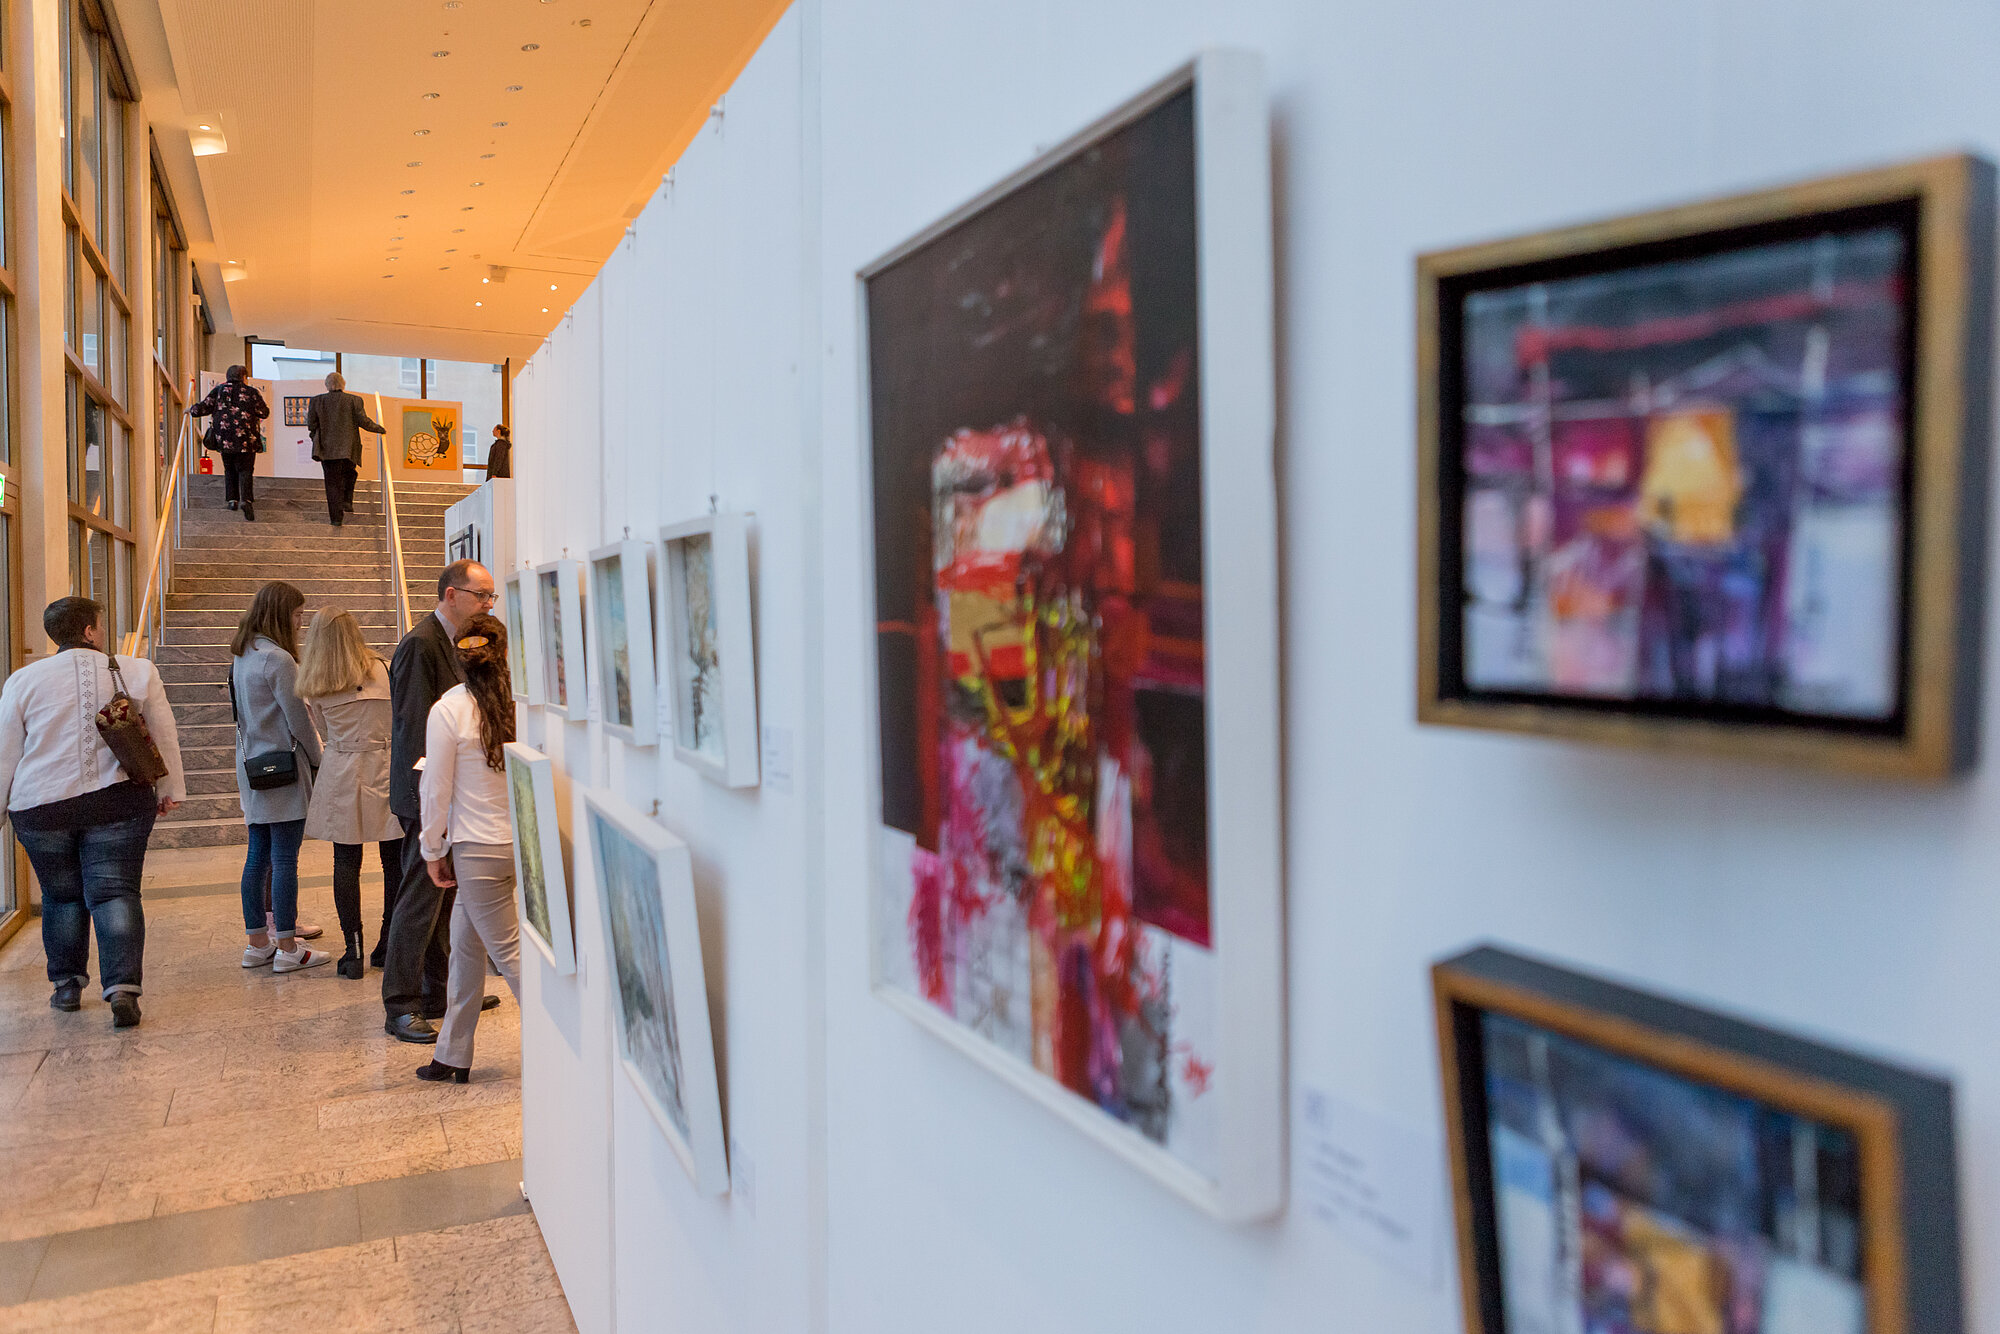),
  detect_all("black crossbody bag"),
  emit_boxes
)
[228,666,299,790]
